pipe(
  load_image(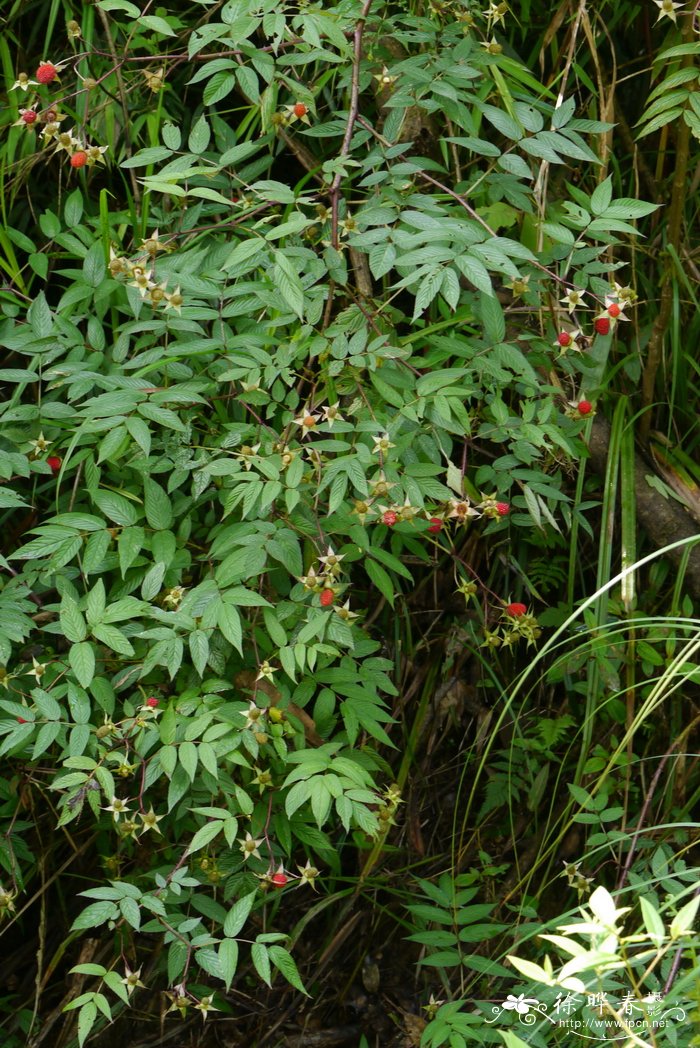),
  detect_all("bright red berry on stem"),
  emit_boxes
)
[557,331,572,348]
[505,602,527,617]
[36,62,58,84]
[496,502,510,517]
[320,589,334,607]
[293,102,307,118]
[382,510,398,526]
[427,517,443,533]
[47,456,62,474]
[607,303,621,318]
[21,110,38,125]
[146,696,159,708]
[271,872,288,887]
[17,717,28,724]
[594,317,611,336]
[70,151,87,169]
[577,400,593,416]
